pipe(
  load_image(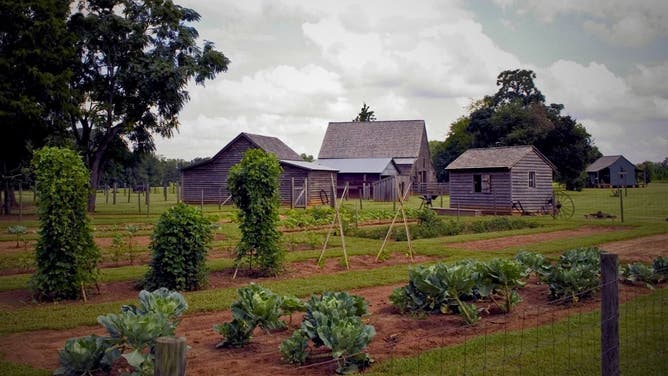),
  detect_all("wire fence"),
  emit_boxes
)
[292,256,667,376]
